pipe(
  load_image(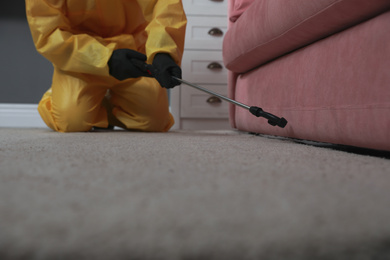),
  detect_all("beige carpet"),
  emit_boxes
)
[1,128,390,260]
